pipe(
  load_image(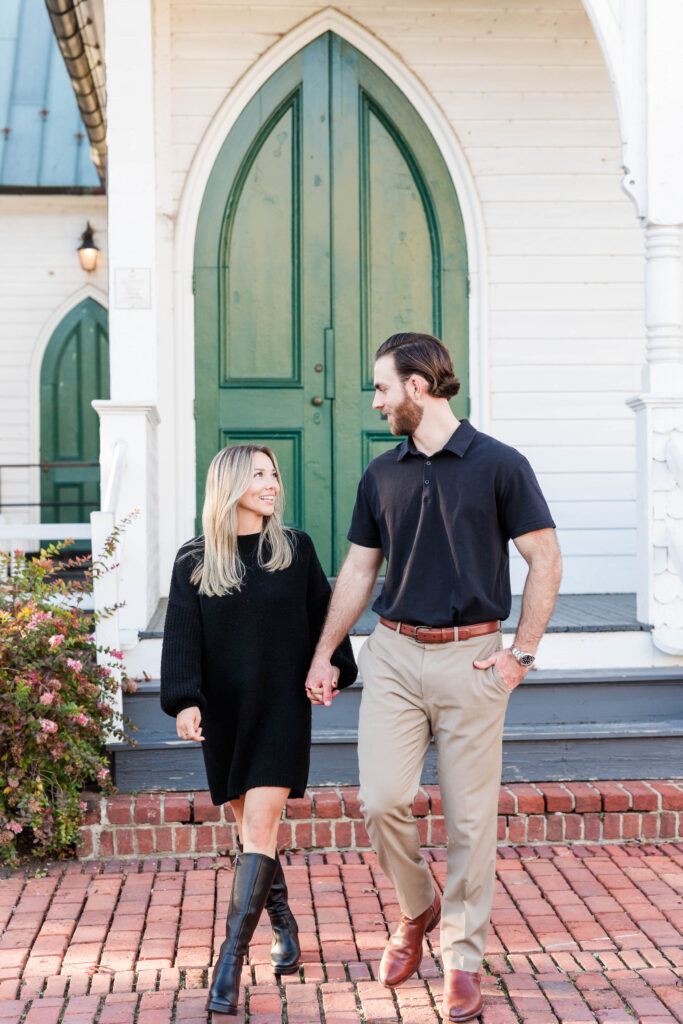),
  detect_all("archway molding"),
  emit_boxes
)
[173,7,488,535]
[29,285,108,511]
